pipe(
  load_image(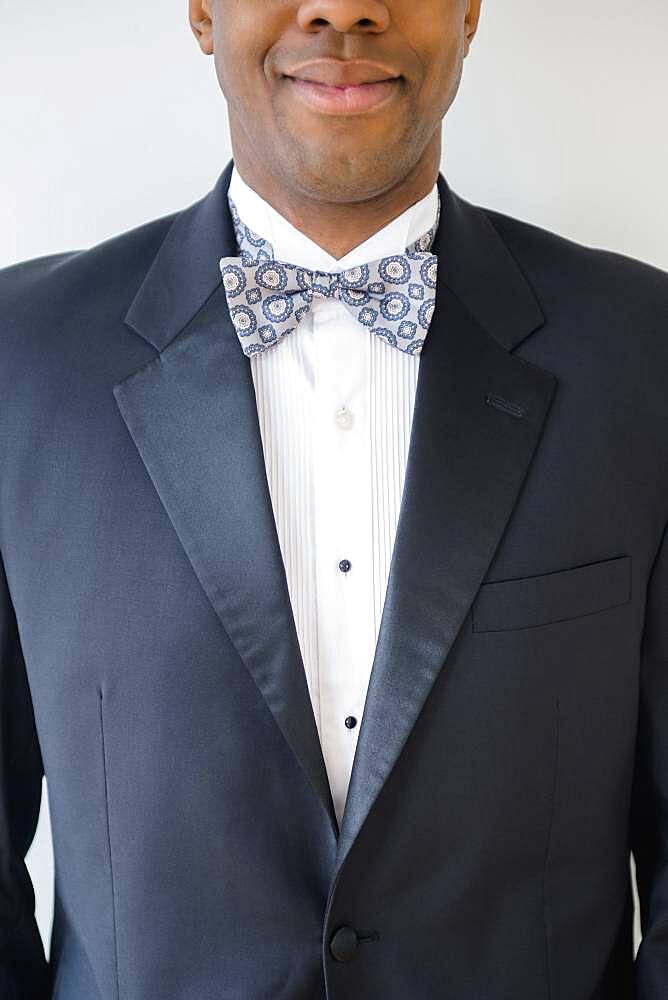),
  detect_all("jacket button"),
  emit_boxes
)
[329,925,359,962]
